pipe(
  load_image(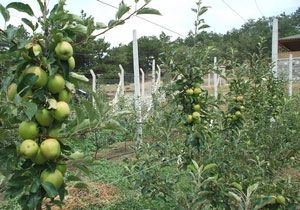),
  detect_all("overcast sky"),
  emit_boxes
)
[0,0,299,46]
